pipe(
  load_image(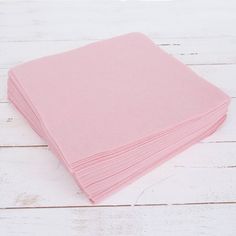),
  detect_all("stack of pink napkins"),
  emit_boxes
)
[8,33,230,203]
